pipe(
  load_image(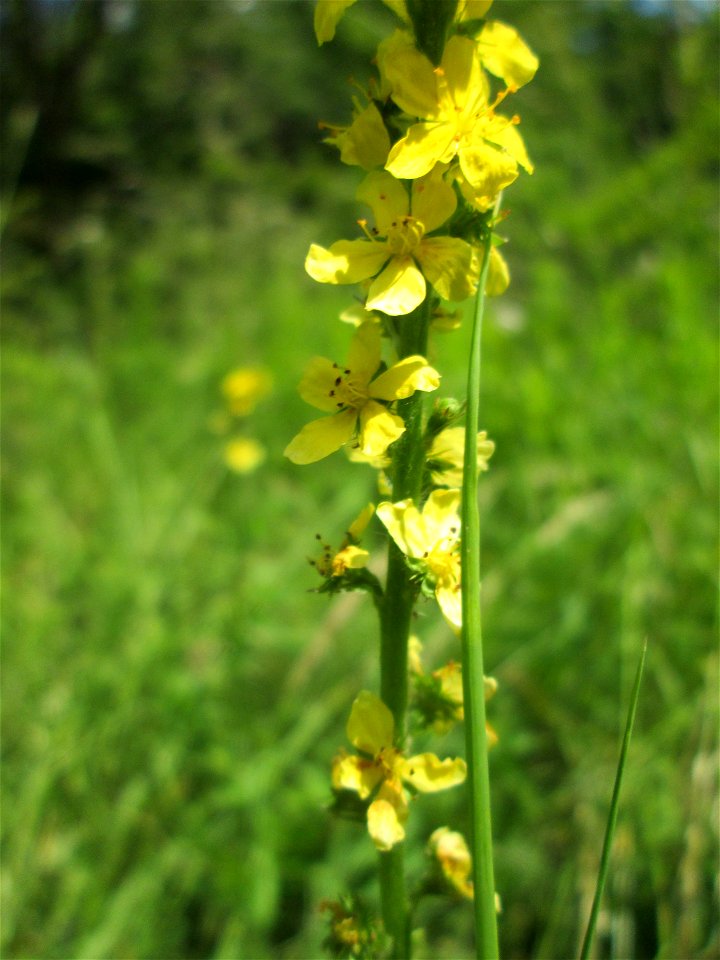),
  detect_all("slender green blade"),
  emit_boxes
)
[460,218,500,960]
[579,639,648,960]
